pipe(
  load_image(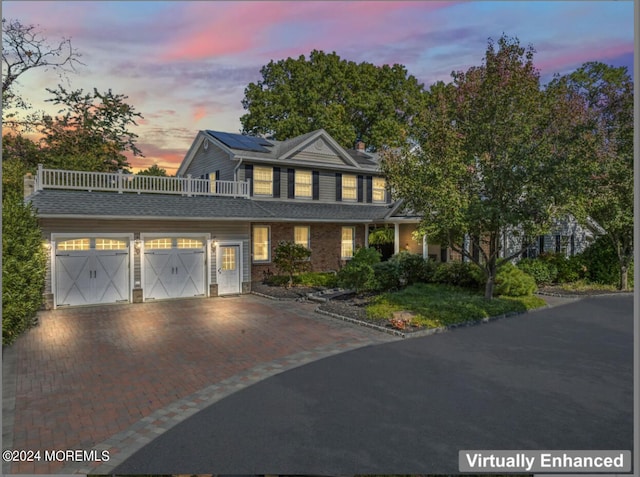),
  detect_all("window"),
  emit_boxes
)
[372,177,386,202]
[295,170,312,198]
[95,238,127,250]
[177,238,204,249]
[253,166,273,196]
[294,226,310,249]
[342,174,357,200]
[253,225,270,262]
[341,227,355,259]
[145,238,173,249]
[57,238,90,251]
[222,247,237,271]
